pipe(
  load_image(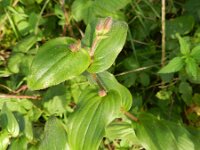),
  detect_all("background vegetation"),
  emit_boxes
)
[0,0,200,149]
